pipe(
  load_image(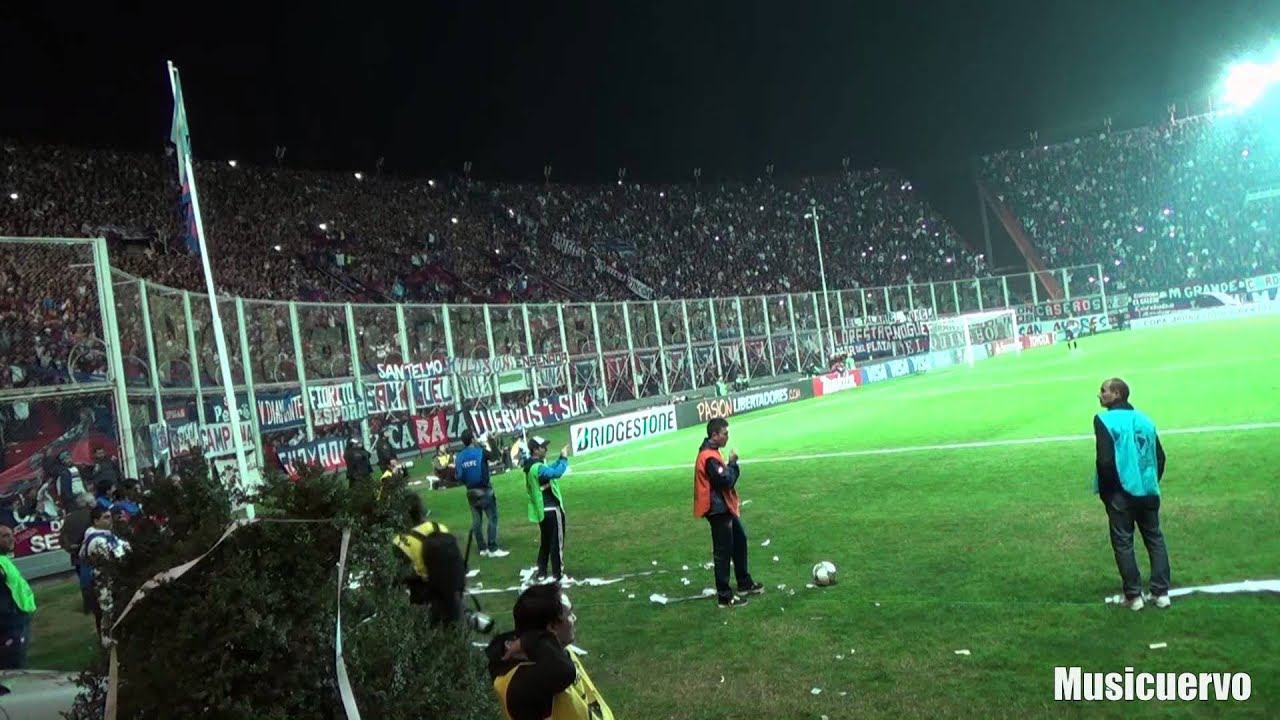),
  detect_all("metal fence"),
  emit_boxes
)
[2,235,1107,484]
